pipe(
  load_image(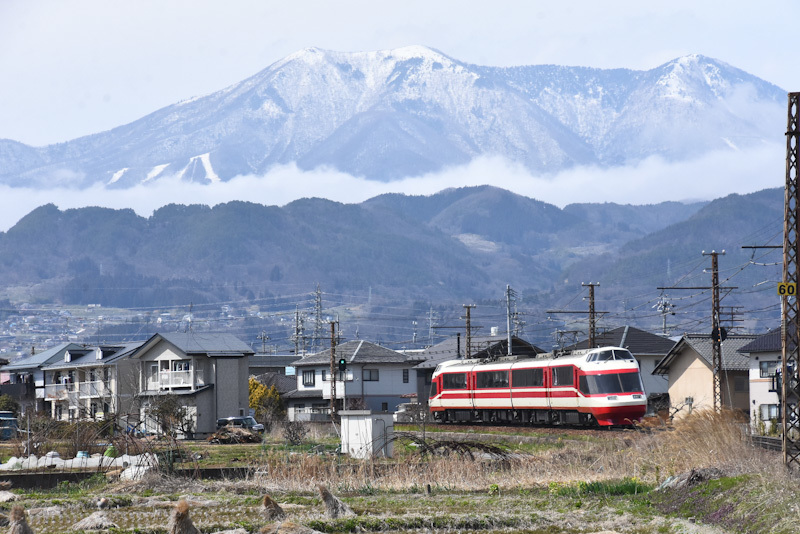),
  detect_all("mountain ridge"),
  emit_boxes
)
[0,47,785,188]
